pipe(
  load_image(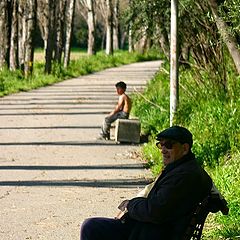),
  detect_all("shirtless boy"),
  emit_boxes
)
[99,81,132,140]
